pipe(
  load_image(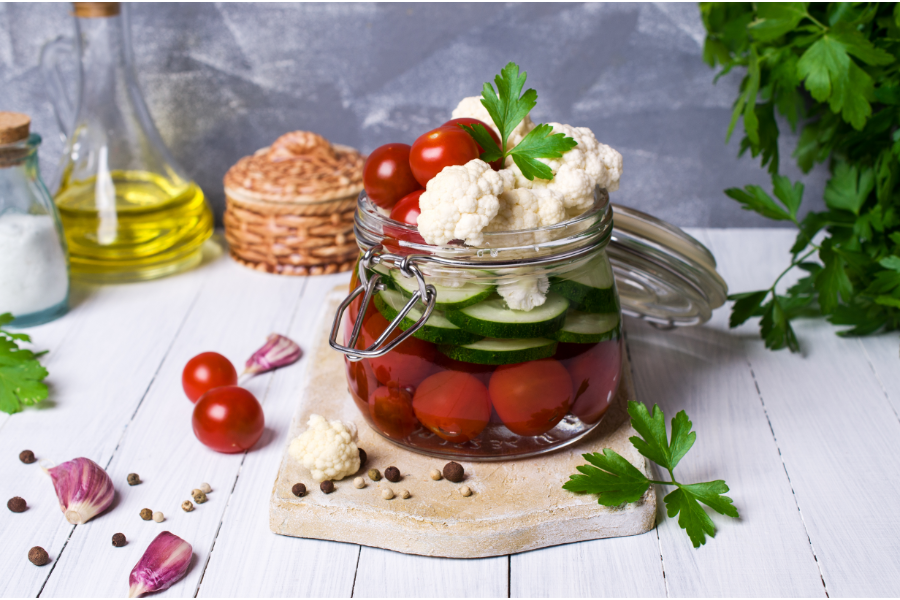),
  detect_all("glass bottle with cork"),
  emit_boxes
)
[43,2,213,282]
